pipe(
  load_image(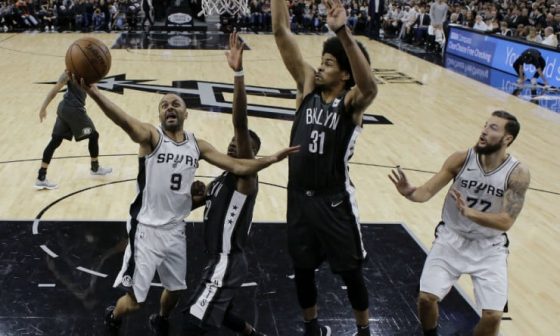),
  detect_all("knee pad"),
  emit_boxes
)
[340,268,369,311]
